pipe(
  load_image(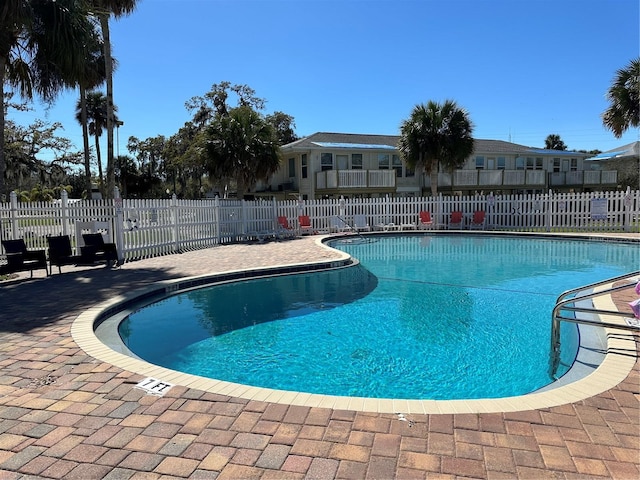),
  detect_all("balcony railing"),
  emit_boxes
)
[316,169,396,190]
[314,168,618,192]
[432,169,617,190]
[550,170,618,186]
